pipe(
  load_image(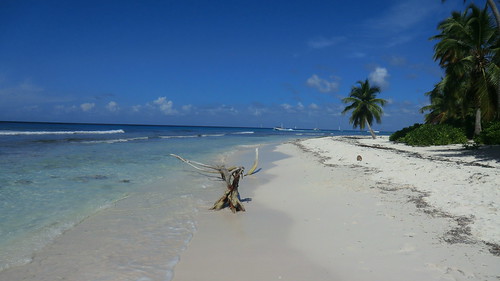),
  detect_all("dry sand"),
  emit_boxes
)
[173,136,500,281]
